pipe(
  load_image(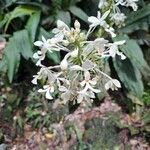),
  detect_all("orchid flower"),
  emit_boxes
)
[38,84,55,100]
[102,40,126,60]
[79,71,100,94]
[105,79,121,90]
